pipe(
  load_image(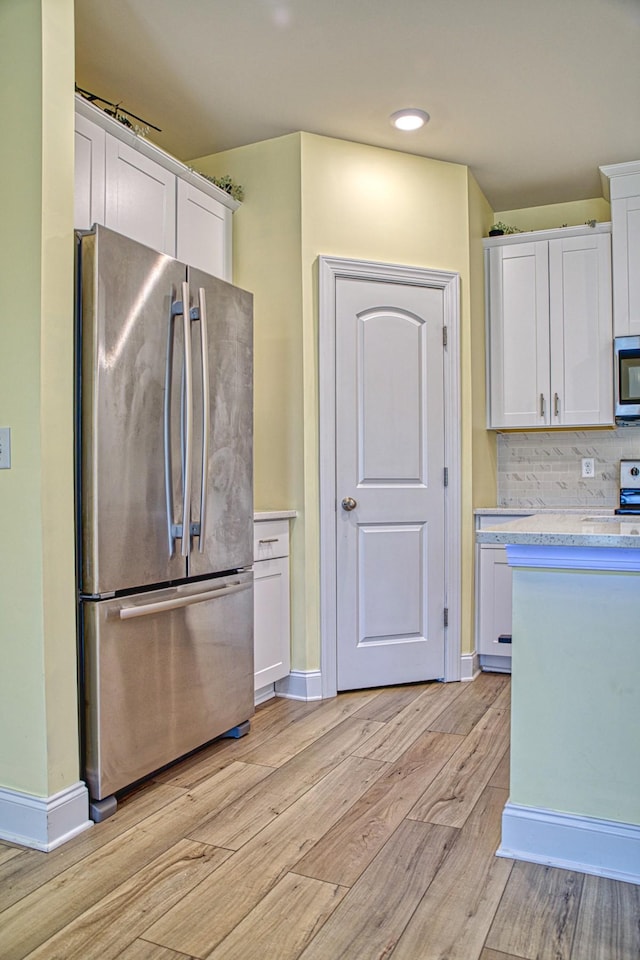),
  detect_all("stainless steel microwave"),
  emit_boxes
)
[615,336,640,421]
